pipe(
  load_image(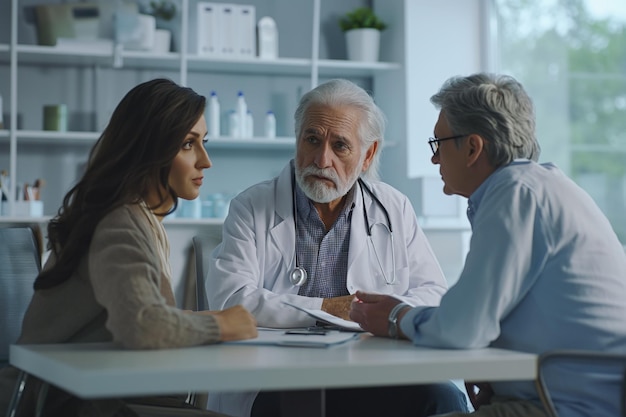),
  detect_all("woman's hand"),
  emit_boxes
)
[211,305,258,342]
